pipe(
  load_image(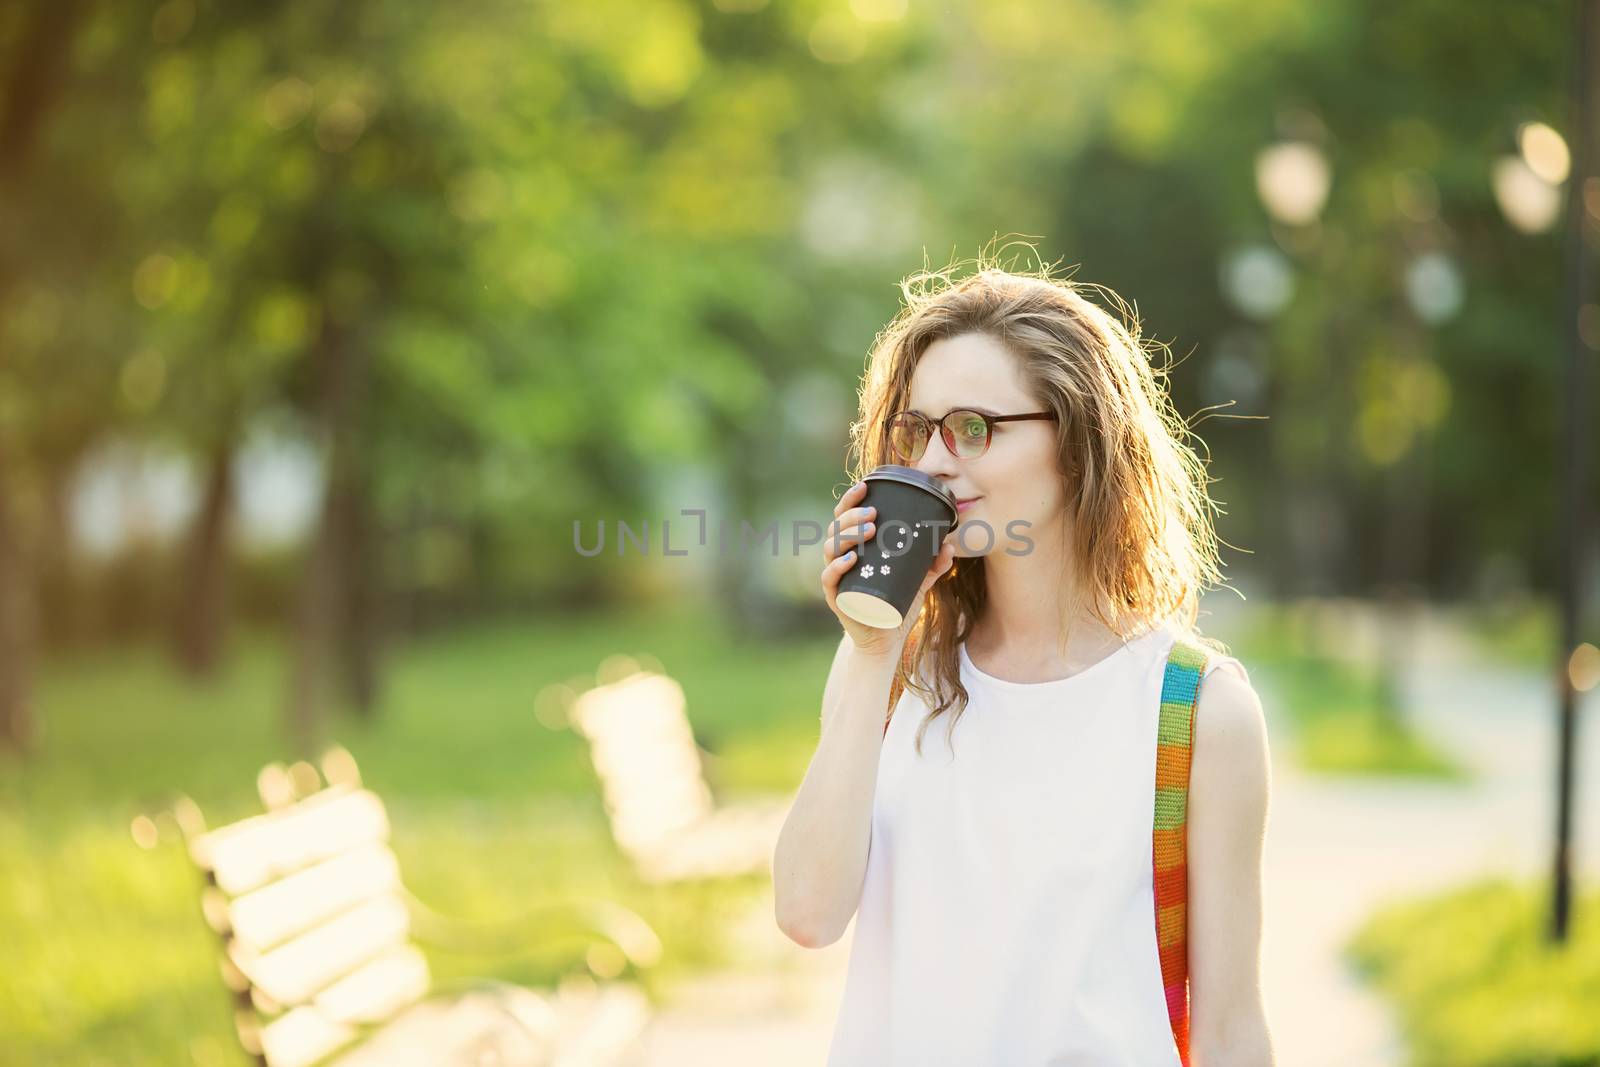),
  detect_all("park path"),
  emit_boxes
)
[629,609,1600,1066]
[1260,617,1600,1067]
